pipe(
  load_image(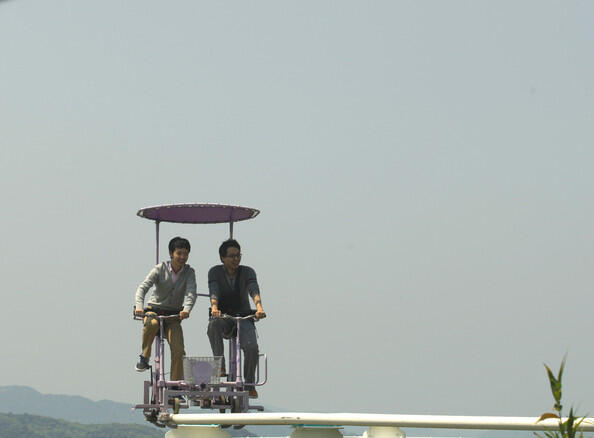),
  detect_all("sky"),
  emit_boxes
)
[0,0,592,419]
